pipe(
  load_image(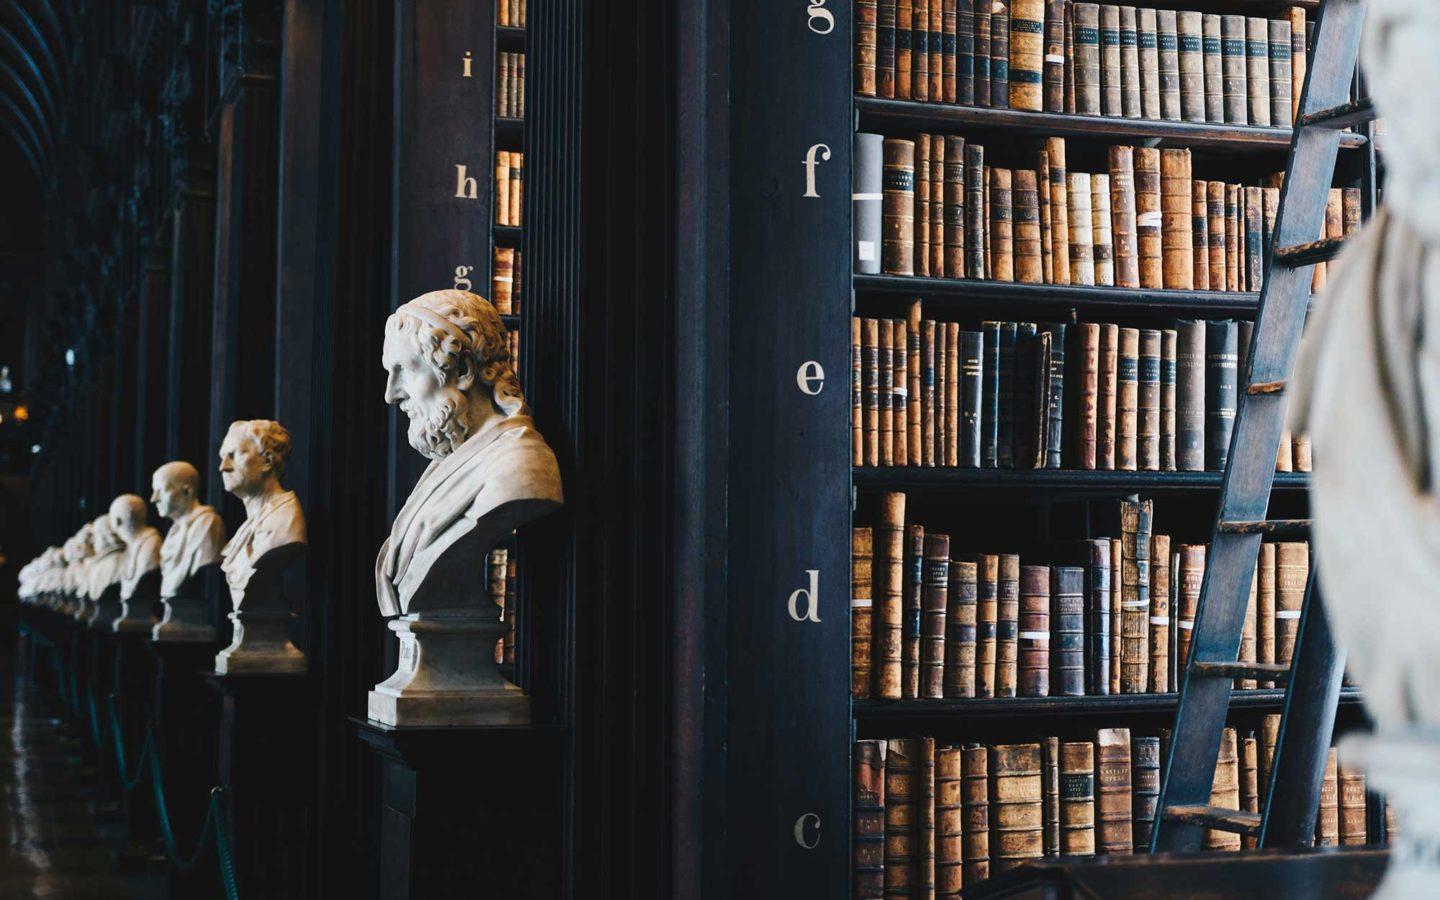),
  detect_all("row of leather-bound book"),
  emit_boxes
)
[853,494,1309,701]
[854,0,1310,129]
[854,723,1390,897]
[497,52,526,119]
[497,0,526,28]
[488,547,519,667]
[855,133,1361,291]
[495,151,525,228]
[493,246,523,315]
[851,307,1314,473]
